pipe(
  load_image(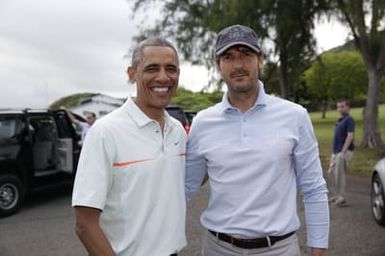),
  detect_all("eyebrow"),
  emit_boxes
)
[143,63,178,69]
[166,64,178,69]
[143,64,159,69]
